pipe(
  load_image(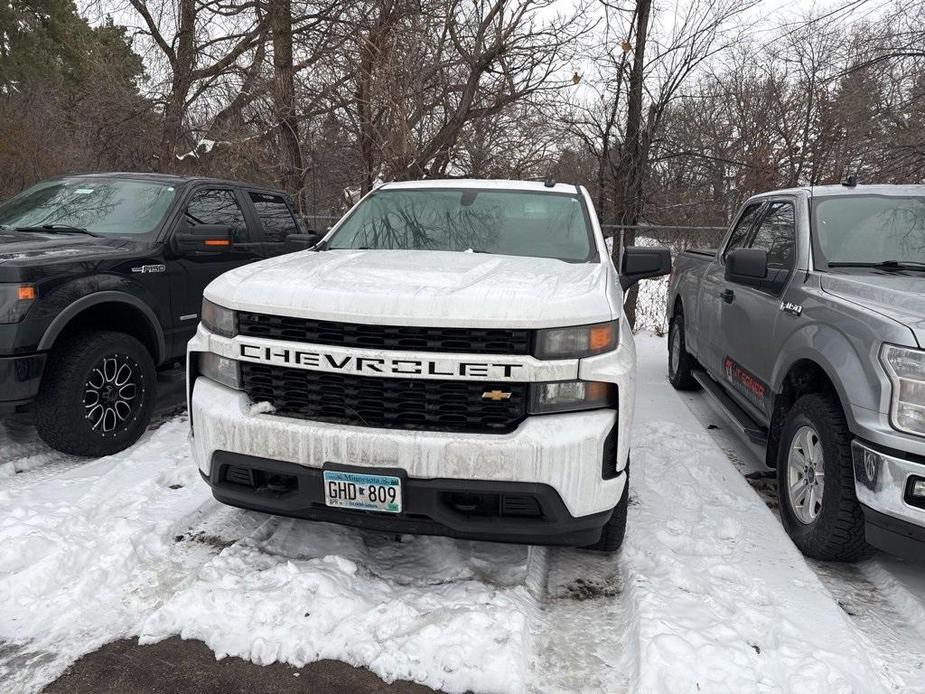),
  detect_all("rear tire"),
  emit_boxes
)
[668,311,700,391]
[585,468,629,552]
[776,393,871,561]
[34,331,156,456]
